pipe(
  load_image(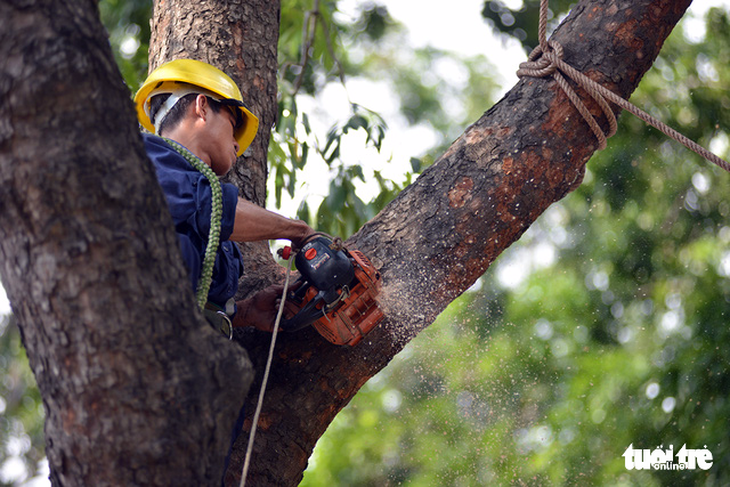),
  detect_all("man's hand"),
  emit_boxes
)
[289,220,316,251]
[232,284,301,332]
